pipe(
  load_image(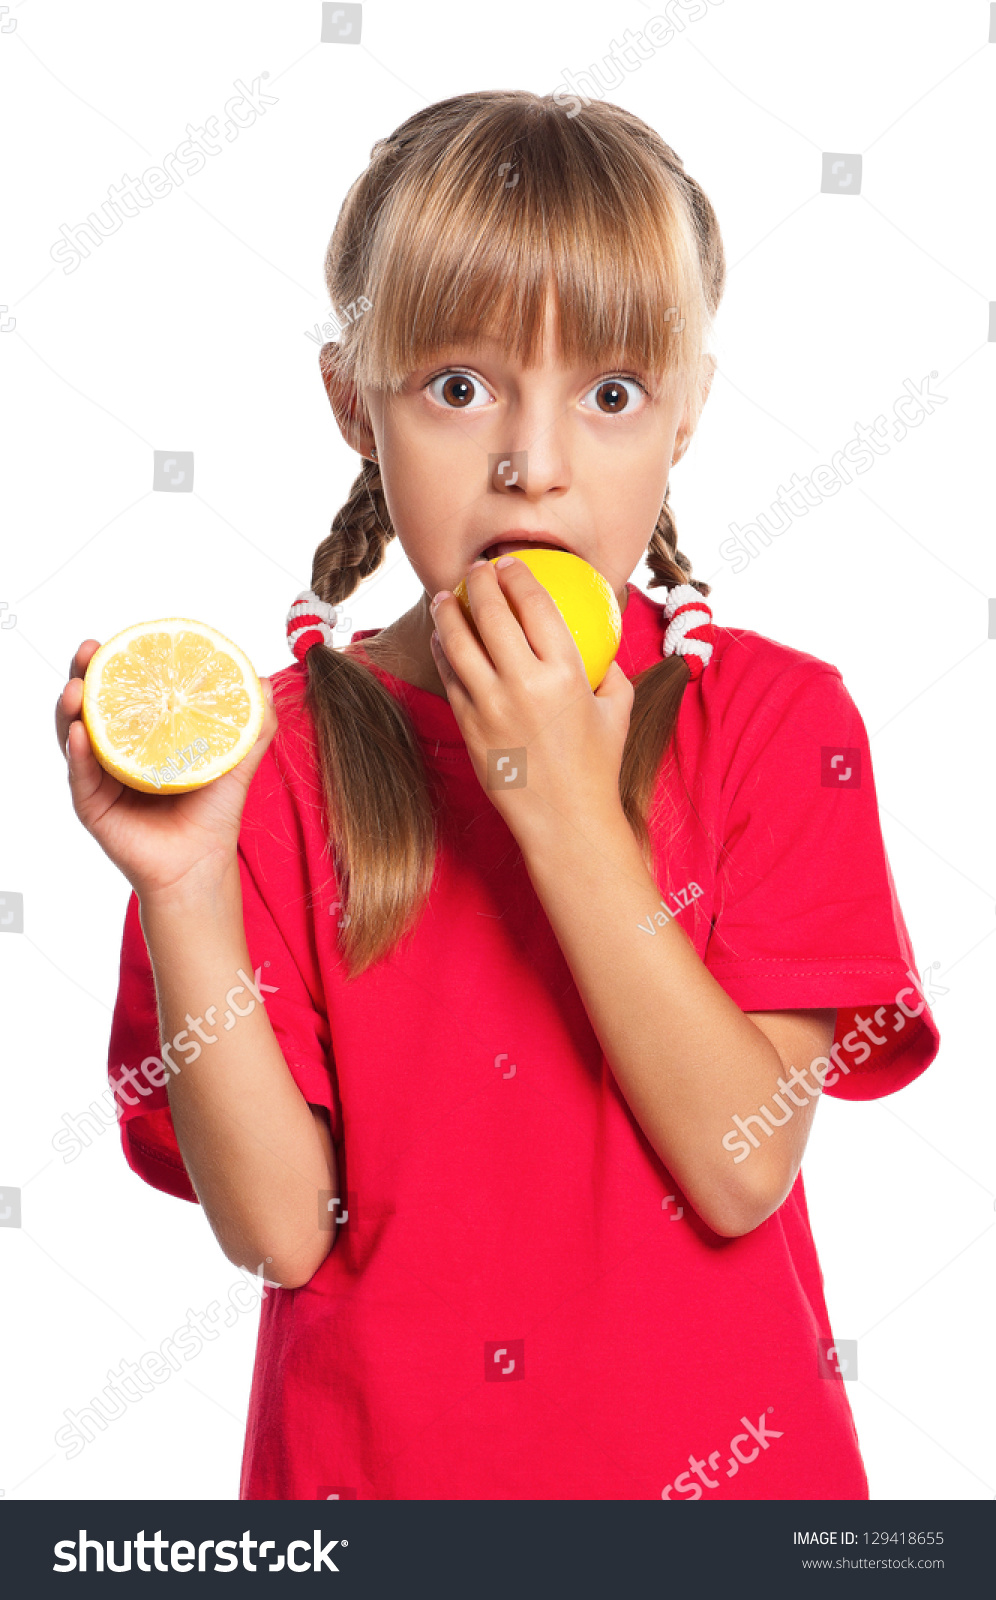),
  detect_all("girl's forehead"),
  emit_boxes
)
[347,228,703,397]
[410,331,648,369]
[390,320,679,389]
